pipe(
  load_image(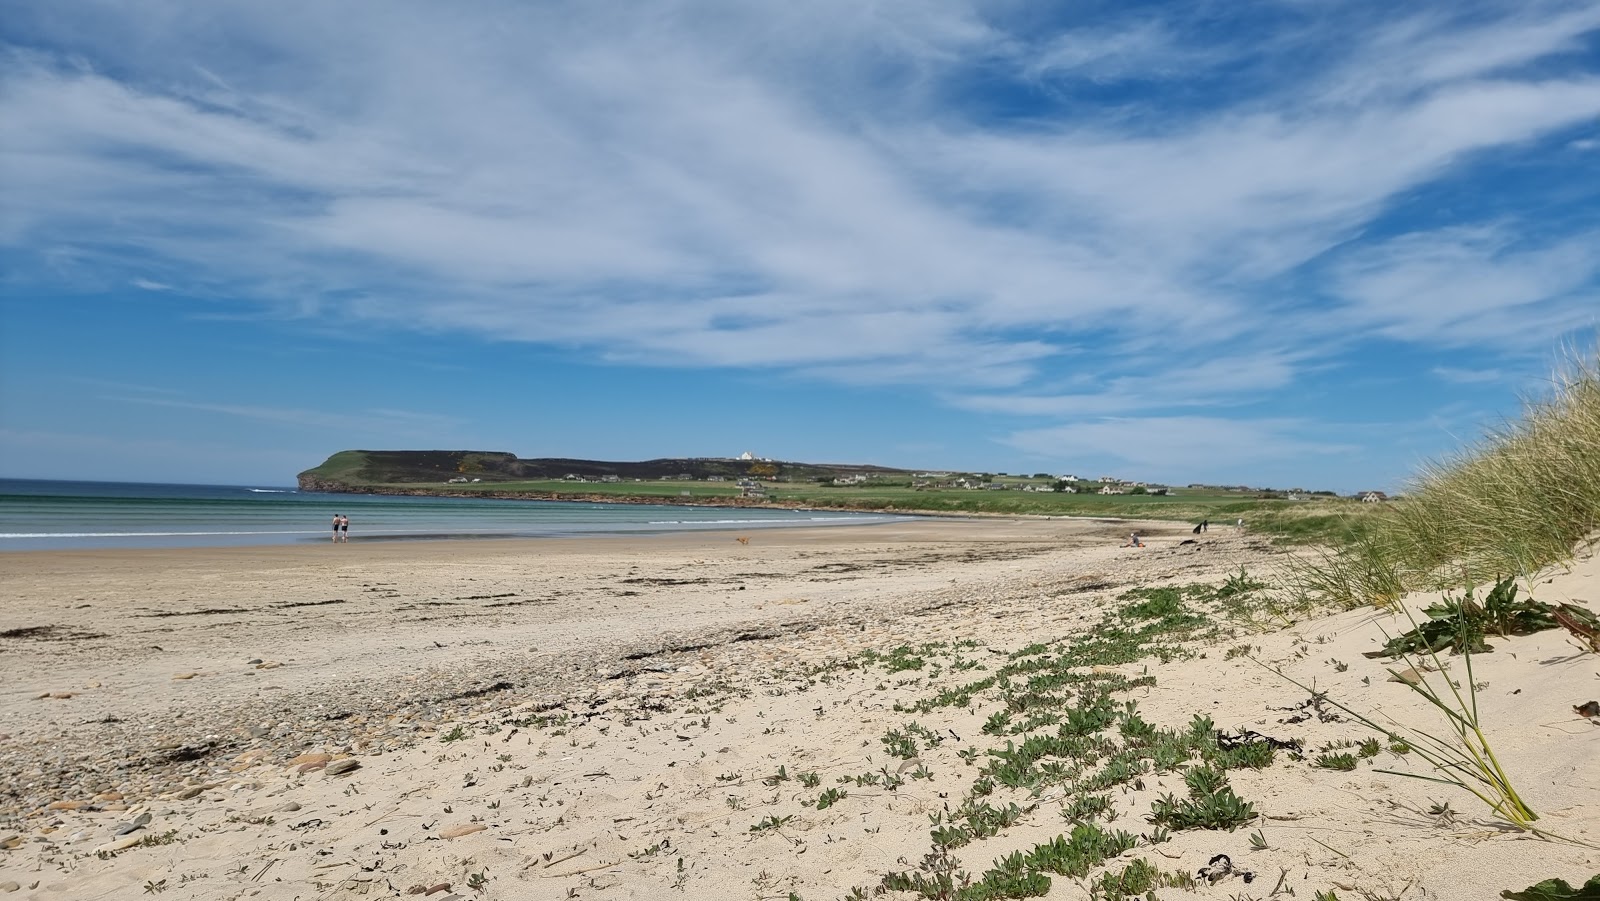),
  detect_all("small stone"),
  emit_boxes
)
[48,692,76,700]
[0,880,19,892]
[297,760,329,774]
[246,659,262,665]
[289,752,332,766]
[324,759,361,776]
[438,823,486,839]
[0,834,21,850]
[113,822,142,837]
[46,801,90,811]
[173,786,204,800]
[256,662,282,670]
[173,673,198,680]
[93,791,123,802]
[277,802,302,812]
